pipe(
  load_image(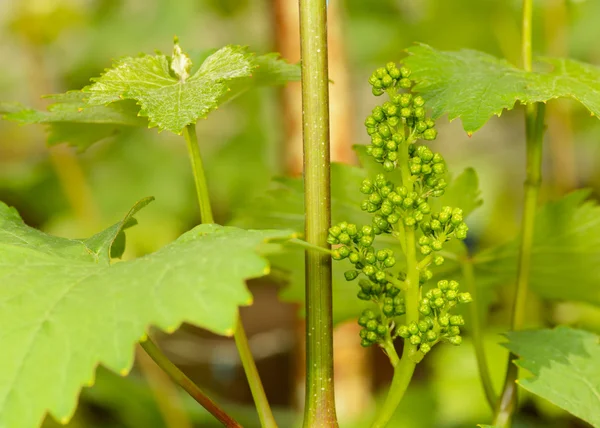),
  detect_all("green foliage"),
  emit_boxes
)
[1,40,299,149]
[403,44,600,133]
[0,94,144,151]
[504,327,600,427]
[474,190,600,306]
[0,200,291,427]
